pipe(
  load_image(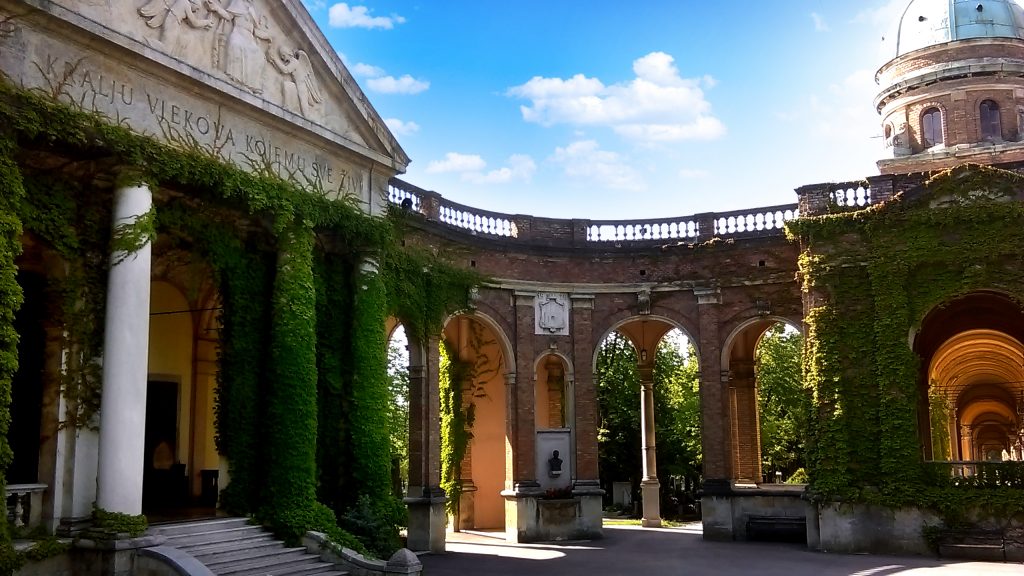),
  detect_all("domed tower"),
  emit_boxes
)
[876,0,1024,174]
